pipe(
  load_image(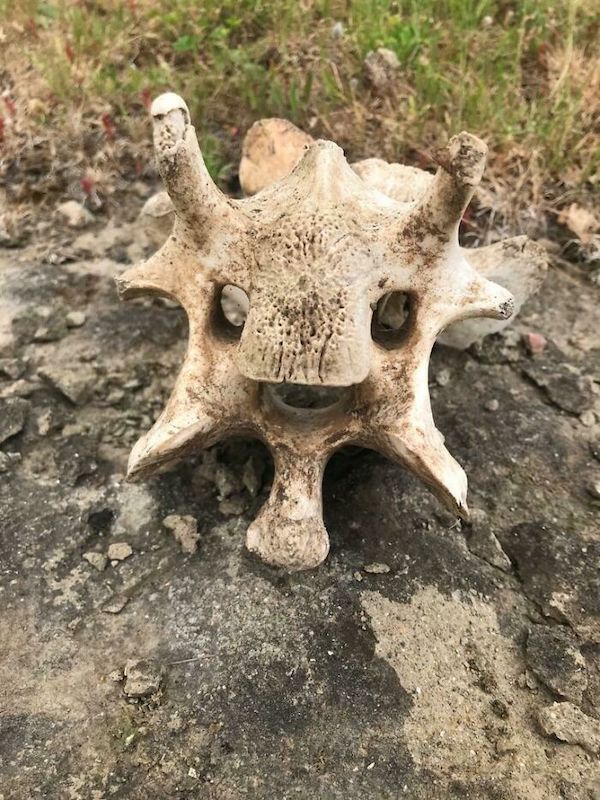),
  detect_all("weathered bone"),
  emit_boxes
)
[238,118,547,349]
[118,94,541,571]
